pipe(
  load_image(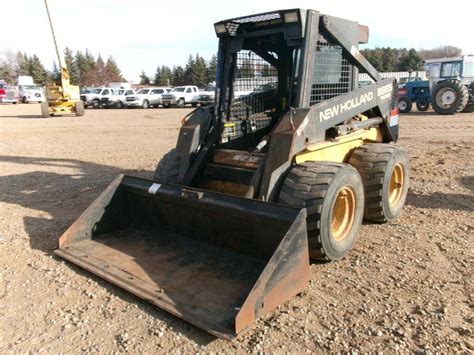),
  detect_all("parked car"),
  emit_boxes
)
[161,85,200,108]
[0,83,20,104]
[124,87,170,108]
[80,87,114,108]
[101,88,135,108]
[197,85,216,106]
